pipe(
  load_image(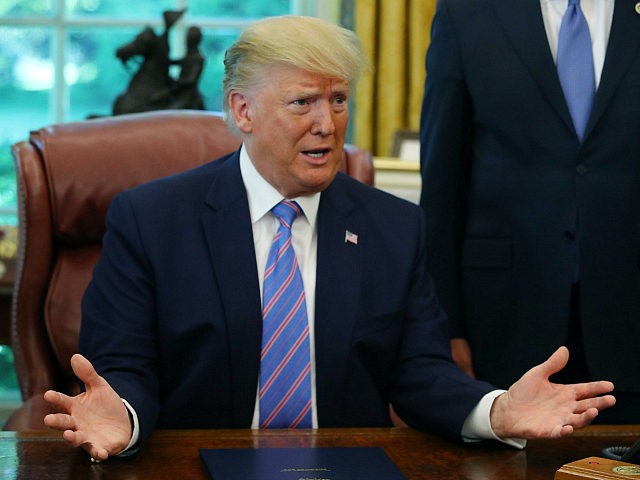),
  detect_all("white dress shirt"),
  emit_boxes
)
[240,146,321,429]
